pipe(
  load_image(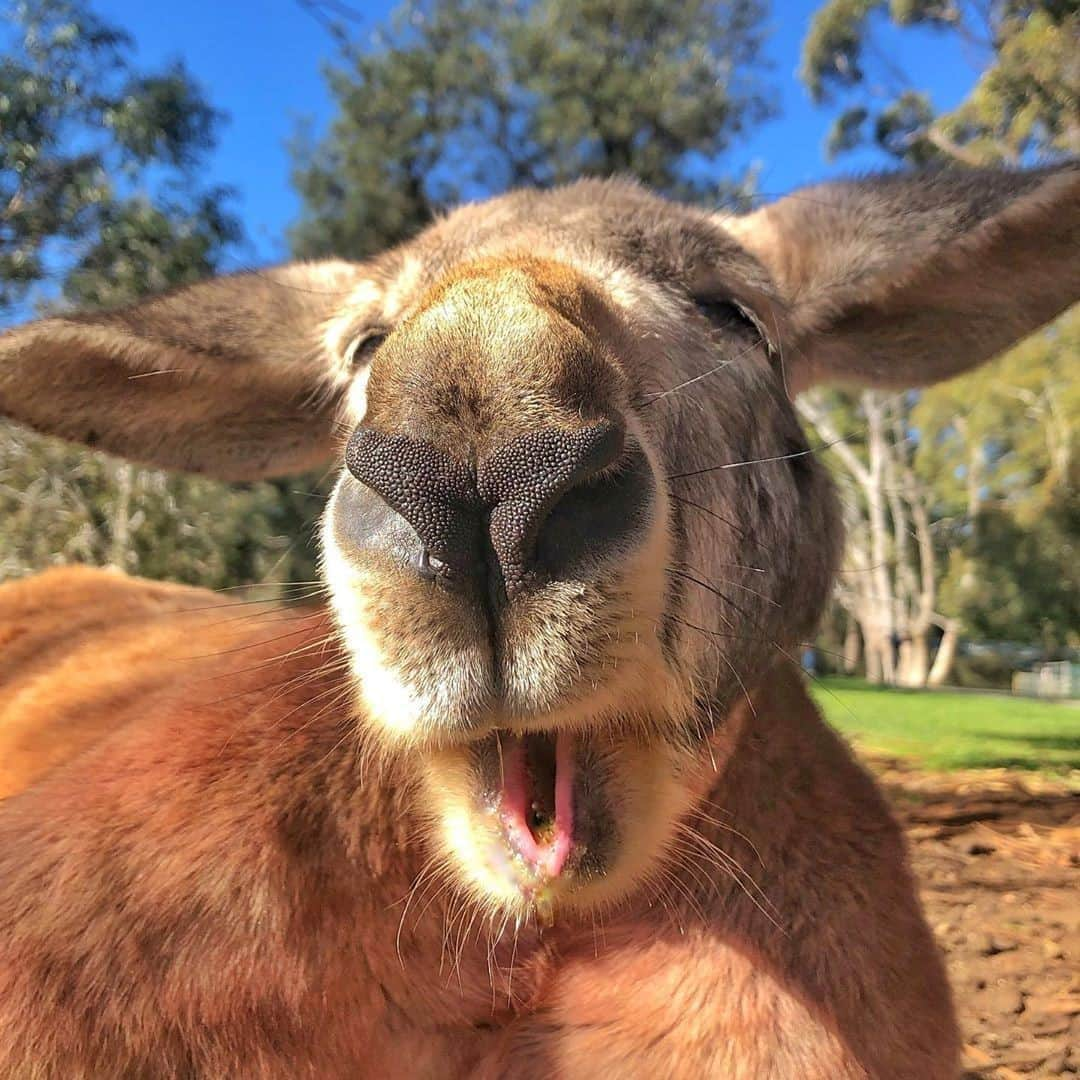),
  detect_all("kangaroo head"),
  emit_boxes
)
[3,165,1077,919]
